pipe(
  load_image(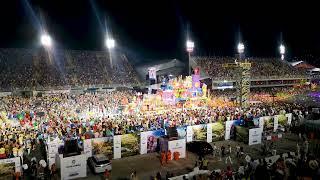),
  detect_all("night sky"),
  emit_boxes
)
[0,0,319,65]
